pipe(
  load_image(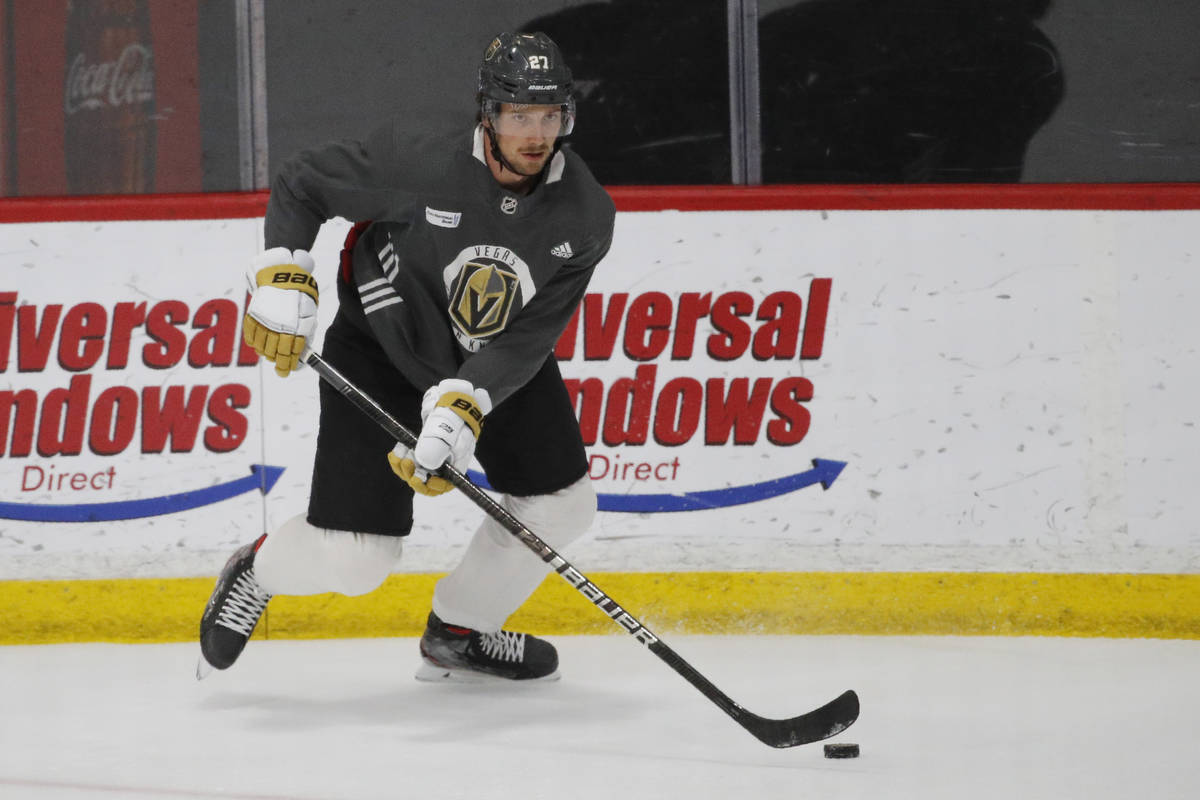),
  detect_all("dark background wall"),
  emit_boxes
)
[4,0,1199,196]
[1025,0,1200,181]
[256,0,1200,185]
